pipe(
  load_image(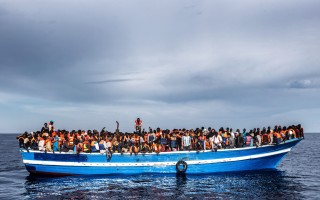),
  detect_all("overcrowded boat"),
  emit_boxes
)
[18,120,304,175]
